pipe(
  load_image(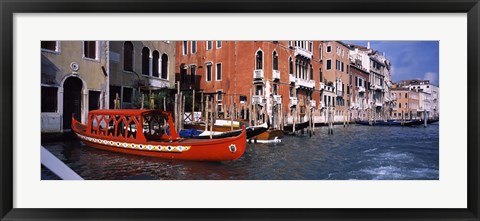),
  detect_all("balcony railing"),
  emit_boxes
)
[309,100,316,108]
[370,84,384,91]
[144,77,169,88]
[289,74,295,83]
[357,86,366,93]
[289,97,298,107]
[272,70,280,80]
[294,46,313,59]
[375,100,383,107]
[252,95,264,105]
[273,95,282,104]
[320,83,335,93]
[319,102,325,109]
[296,78,315,88]
[378,85,385,91]
[254,69,264,79]
[336,90,344,97]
